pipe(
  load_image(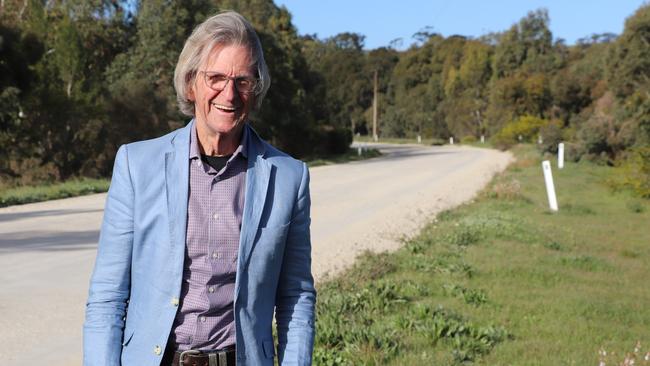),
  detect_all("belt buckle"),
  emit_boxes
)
[179,349,201,366]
